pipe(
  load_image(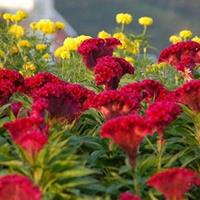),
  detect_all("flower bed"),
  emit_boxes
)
[0,10,200,200]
